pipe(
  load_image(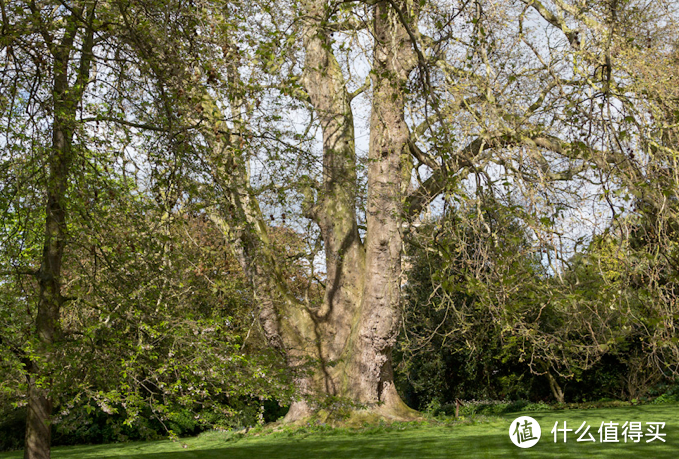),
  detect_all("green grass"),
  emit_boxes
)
[2,404,677,458]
